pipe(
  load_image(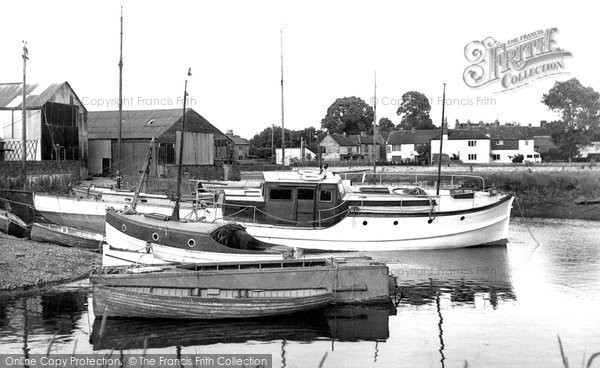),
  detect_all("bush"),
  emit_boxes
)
[511,154,524,163]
